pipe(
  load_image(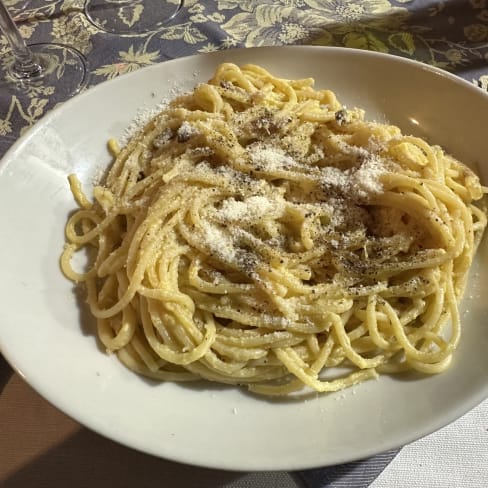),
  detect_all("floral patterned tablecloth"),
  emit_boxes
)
[1,0,488,158]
